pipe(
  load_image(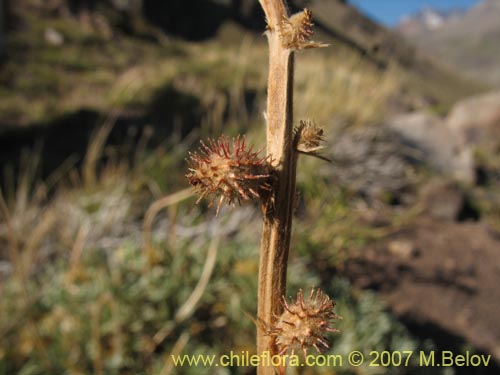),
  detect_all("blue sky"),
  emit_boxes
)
[351,0,480,26]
